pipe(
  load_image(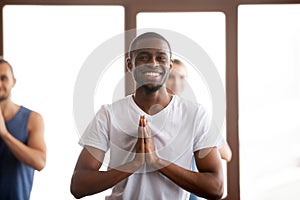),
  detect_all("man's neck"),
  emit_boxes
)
[133,87,172,115]
[0,99,19,121]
